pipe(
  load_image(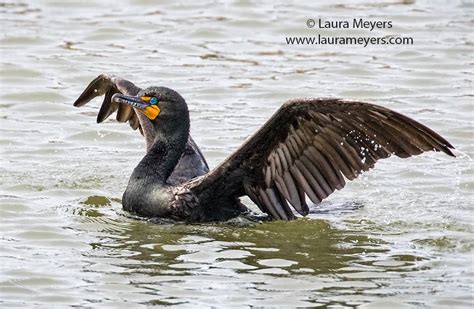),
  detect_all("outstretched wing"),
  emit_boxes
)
[189,98,455,220]
[73,74,210,183]
[73,74,143,131]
